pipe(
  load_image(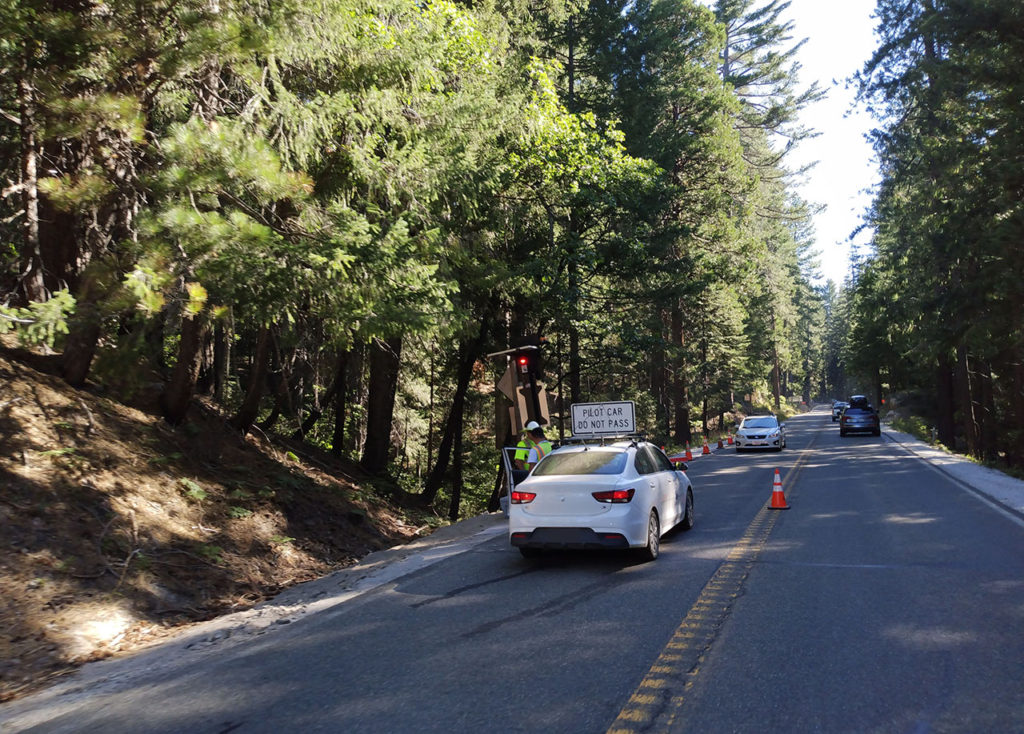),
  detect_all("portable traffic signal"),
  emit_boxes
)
[513,346,541,386]
[516,353,530,380]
